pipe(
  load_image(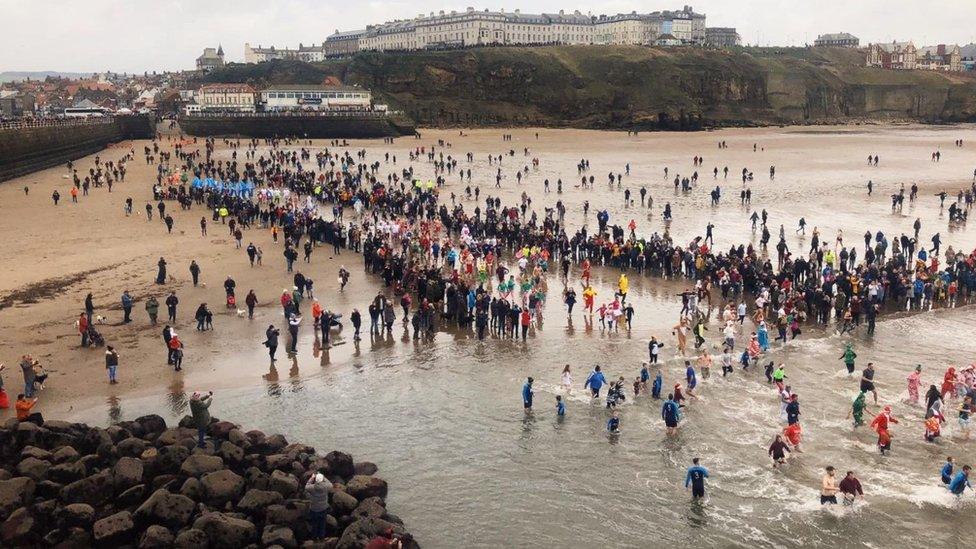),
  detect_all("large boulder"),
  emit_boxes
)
[117,437,149,458]
[236,489,282,516]
[336,517,404,549]
[265,499,309,528]
[36,480,64,500]
[208,421,237,439]
[0,506,34,545]
[62,469,113,506]
[138,524,175,548]
[52,446,80,464]
[20,446,53,462]
[324,451,355,480]
[352,497,386,521]
[153,445,189,474]
[192,512,256,548]
[261,524,297,548]
[15,457,50,481]
[93,510,135,544]
[113,456,144,490]
[48,461,87,484]
[217,441,243,465]
[173,527,209,548]
[330,490,358,516]
[353,462,378,476]
[268,470,299,498]
[117,484,146,508]
[345,475,388,501]
[180,477,204,500]
[134,415,168,437]
[201,470,245,505]
[0,477,35,520]
[134,489,195,528]
[181,454,223,477]
[58,503,96,529]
